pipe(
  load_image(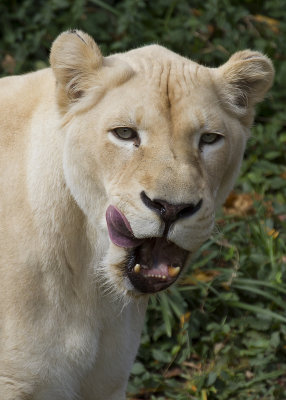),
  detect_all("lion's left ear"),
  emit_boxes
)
[50,30,103,111]
[215,50,274,124]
